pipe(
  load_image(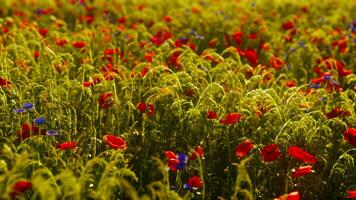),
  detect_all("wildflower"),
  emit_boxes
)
[207,110,218,120]
[281,21,295,30]
[189,145,203,160]
[343,128,356,147]
[346,190,356,199]
[16,123,46,140]
[136,102,155,116]
[285,80,297,88]
[274,191,300,200]
[0,77,10,87]
[164,151,188,171]
[291,165,314,178]
[235,139,254,158]
[325,107,351,119]
[310,77,324,84]
[150,30,172,46]
[10,180,32,199]
[46,130,58,136]
[247,33,258,39]
[175,153,189,170]
[144,51,155,62]
[83,81,93,87]
[184,176,203,190]
[232,31,243,46]
[99,92,113,109]
[244,49,259,65]
[34,117,45,125]
[169,51,181,69]
[288,146,317,164]
[269,56,285,70]
[55,38,68,46]
[310,84,320,89]
[220,113,242,125]
[13,109,26,113]
[165,151,179,171]
[163,15,172,23]
[57,141,77,150]
[260,144,281,162]
[103,134,127,149]
[140,66,149,77]
[38,28,48,37]
[72,41,86,48]
[136,102,147,113]
[34,51,39,60]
